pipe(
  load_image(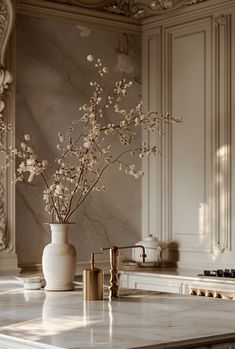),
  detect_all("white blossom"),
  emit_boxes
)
[55,184,63,196]
[21,142,27,150]
[24,134,30,141]
[0,54,182,223]
[102,67,109,73]
[87,55,94,62]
